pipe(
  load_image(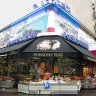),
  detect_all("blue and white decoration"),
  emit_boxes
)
[63,32,88,49]
[7,32,37,46]
[44,81,51,89]
[0,3,93,49]
[0,14,48,47]
[33,0,70,13]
